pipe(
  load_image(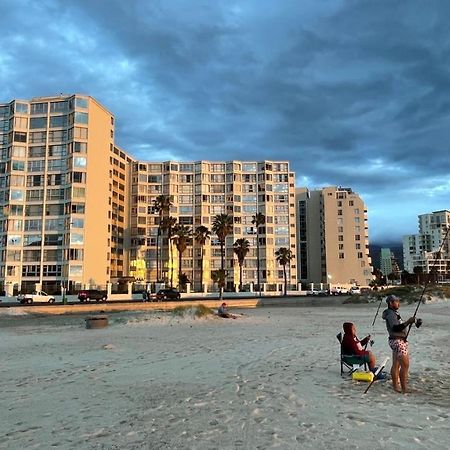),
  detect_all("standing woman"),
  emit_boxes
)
[382,295,419,393]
